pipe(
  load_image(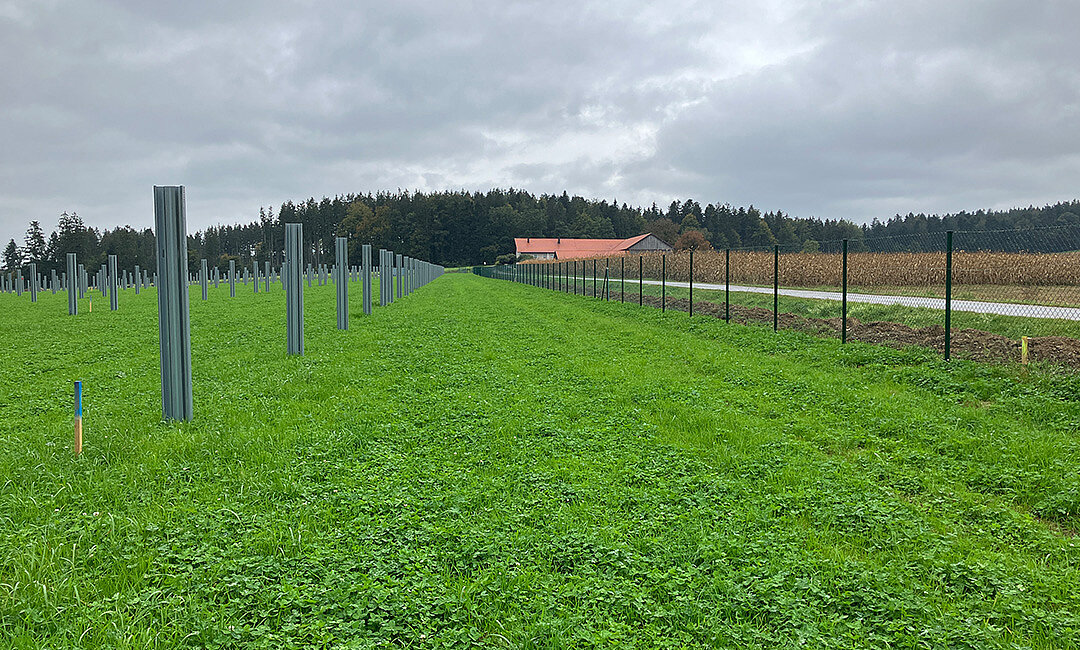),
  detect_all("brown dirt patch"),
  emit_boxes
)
[638,295,1080,369]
